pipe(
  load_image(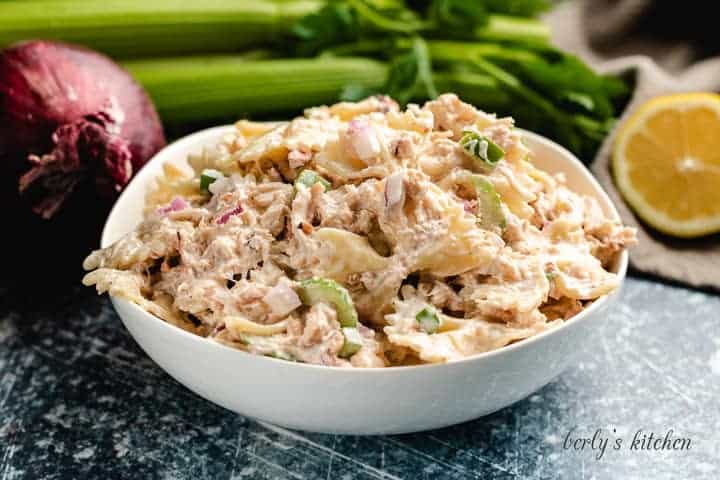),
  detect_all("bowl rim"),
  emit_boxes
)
[103,125,629,374]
